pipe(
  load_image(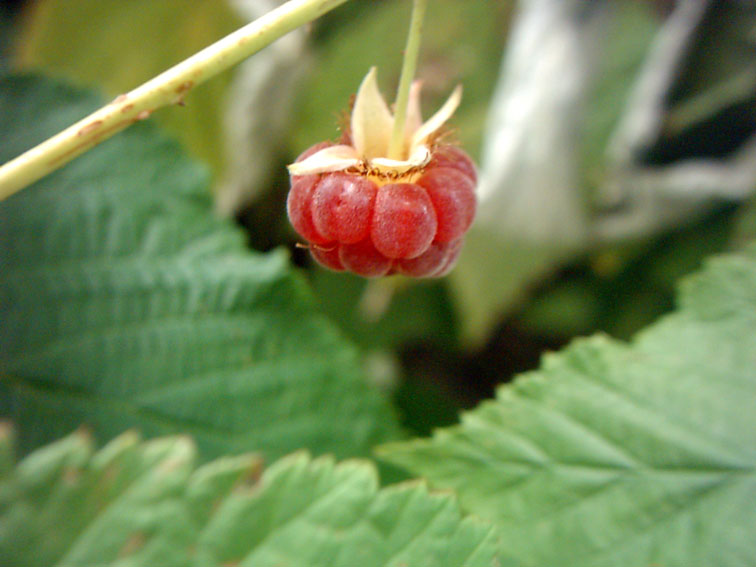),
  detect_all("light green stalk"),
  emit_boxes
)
[0,0,349,201]
[387,0,427,161]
